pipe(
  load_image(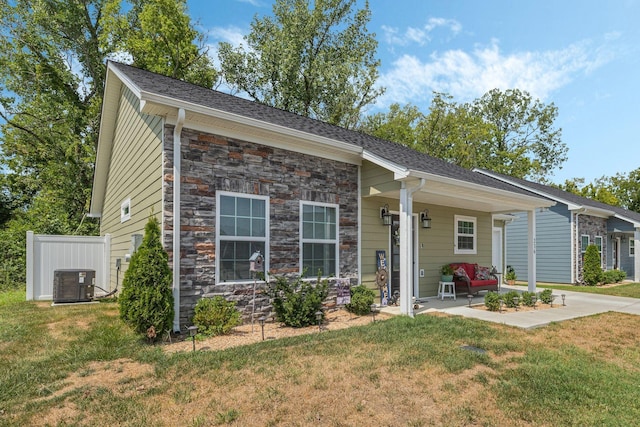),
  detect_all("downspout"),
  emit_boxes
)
[172,108,186,332]
[574,208,586,284]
